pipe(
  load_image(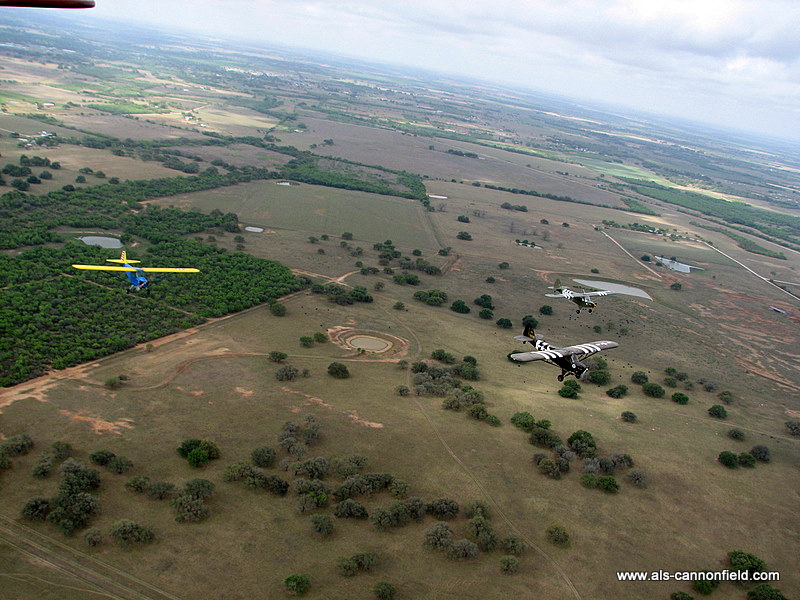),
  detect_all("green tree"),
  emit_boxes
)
[478,309,493,319]
[718,451,738,468]
[299,336,314,347]
[450,299,470,313]
[708,404,727,419]
[621,411,638,423]
[269,351,288,363]
[328,362,350,379]
[631,371,648,384]
[672,392,689,405]
[643,383,665,397]
[607,385,628,398]
[750,445,770,462]
[539,305,553,315]
[270,302,286,316]
[109,519,154,546]
[373,582,397,599]
[284,573,311,595]
[596,476,619,493]
[496,317,513,328]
